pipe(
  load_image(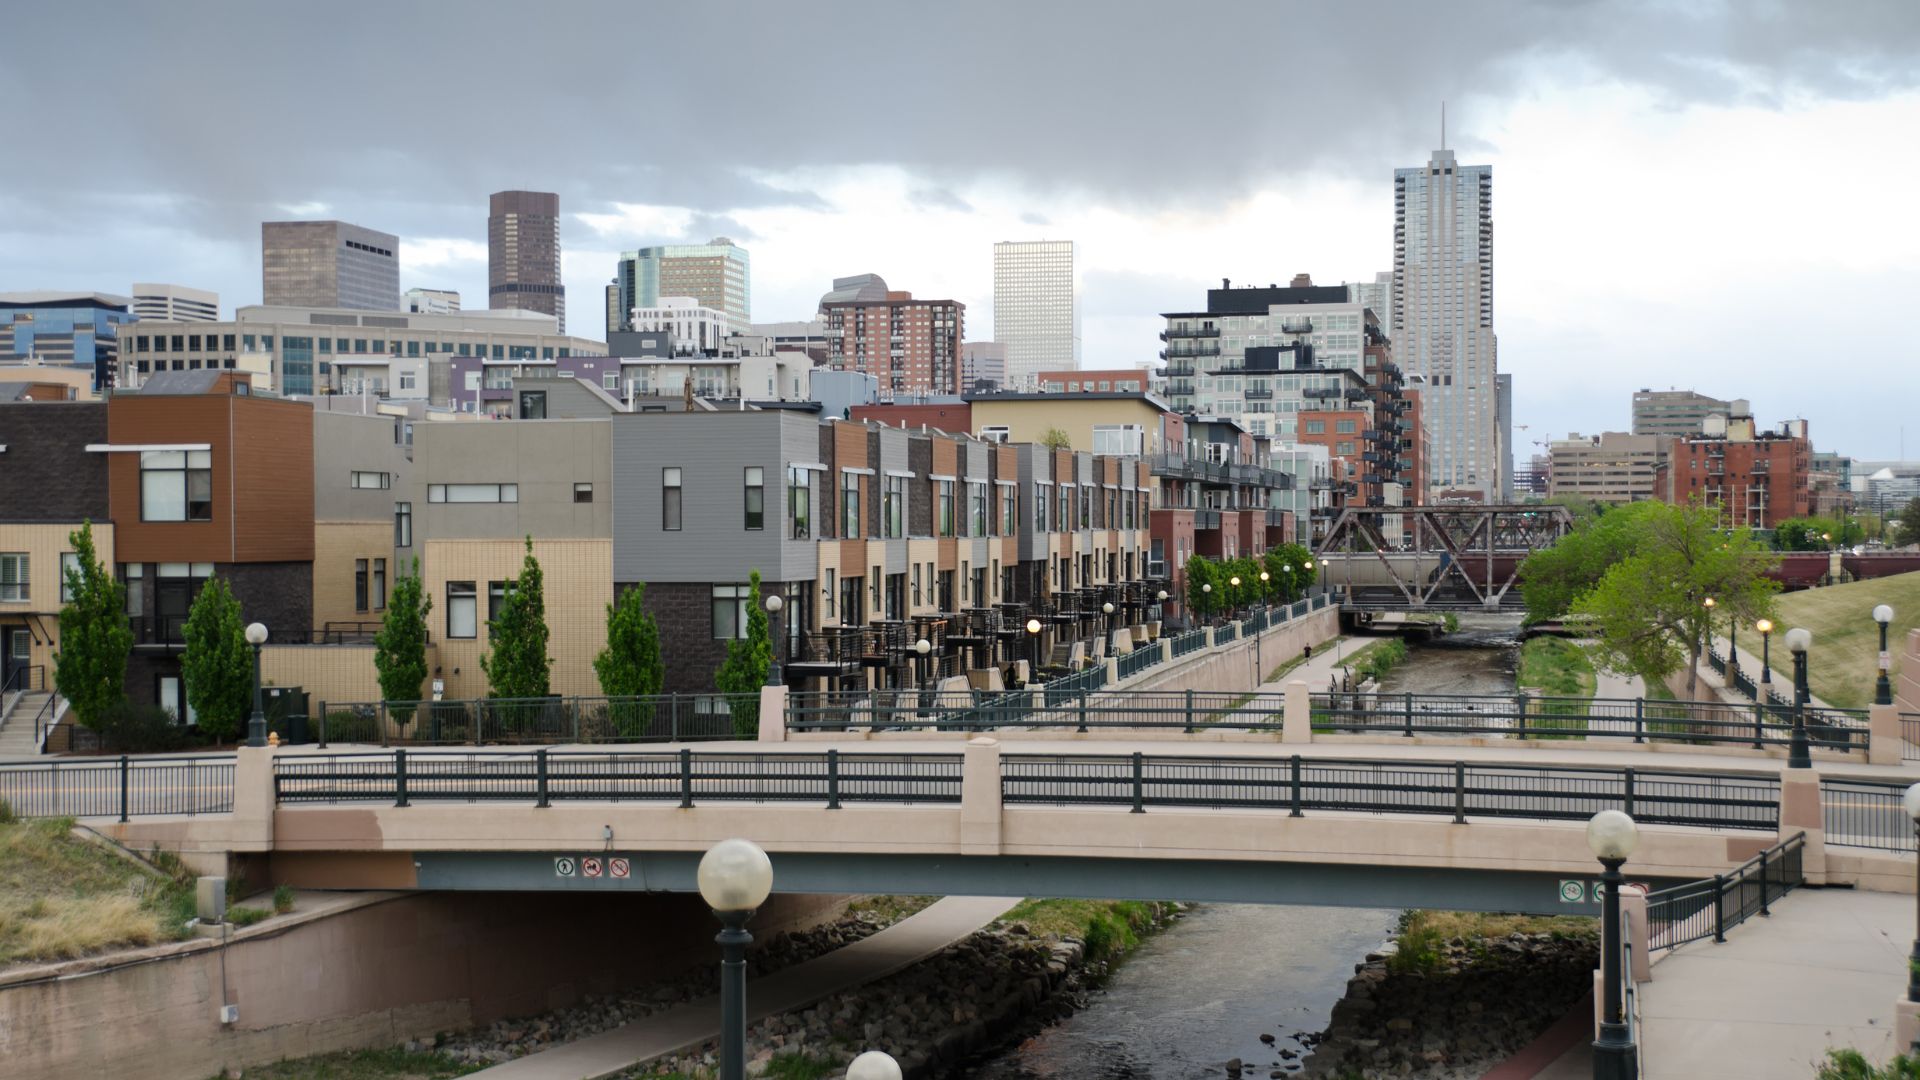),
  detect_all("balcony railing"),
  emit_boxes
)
[1162,325,1221,339]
